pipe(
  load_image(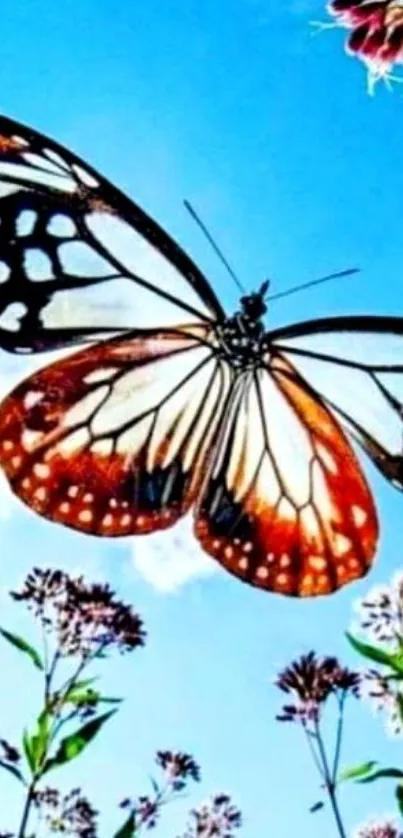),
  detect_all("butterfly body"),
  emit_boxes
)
[214,286,269,369]
[0,114,401,596]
